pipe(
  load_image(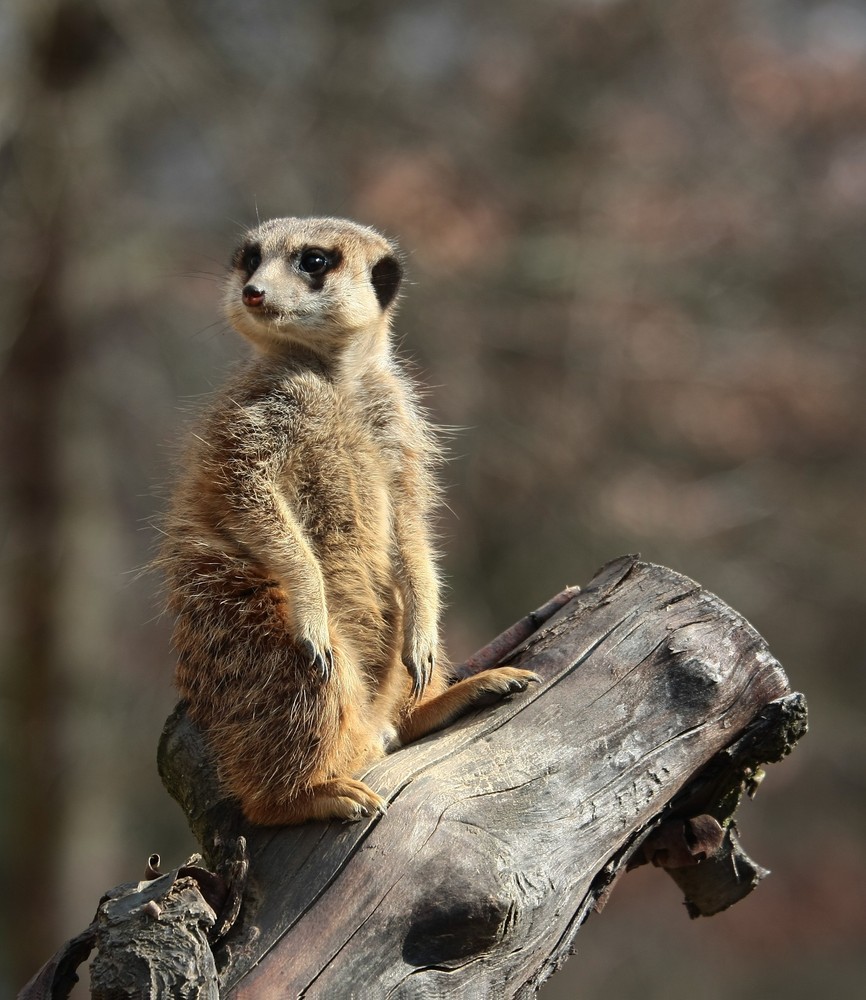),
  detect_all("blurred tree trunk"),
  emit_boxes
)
[1,210,71,985]
[1,0,116,984]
